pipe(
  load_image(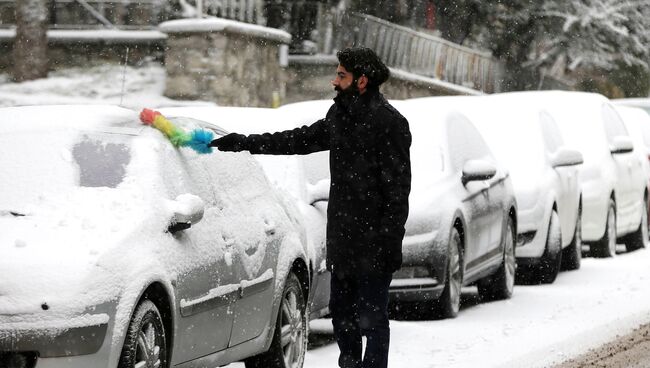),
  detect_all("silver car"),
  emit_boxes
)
[390,99,518,319]
[0,106,311,368]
